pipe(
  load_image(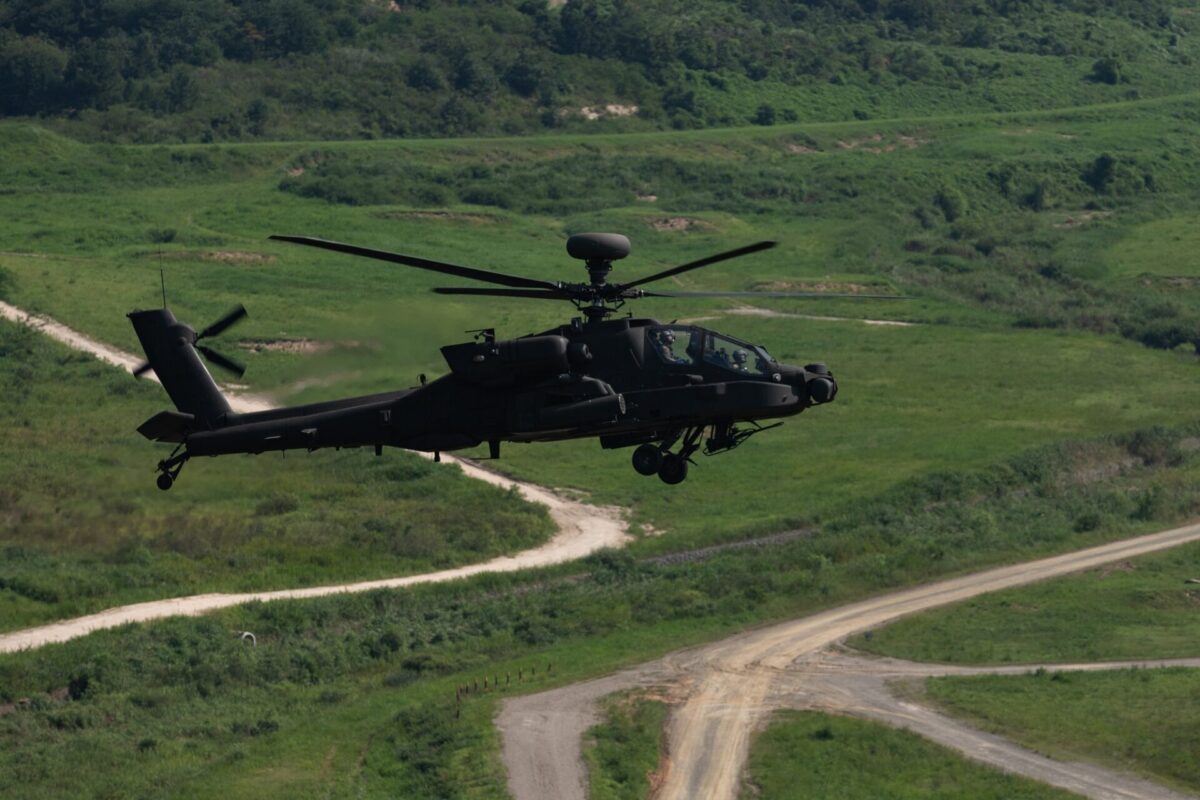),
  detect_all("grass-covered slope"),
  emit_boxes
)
[2,0,1199,142]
